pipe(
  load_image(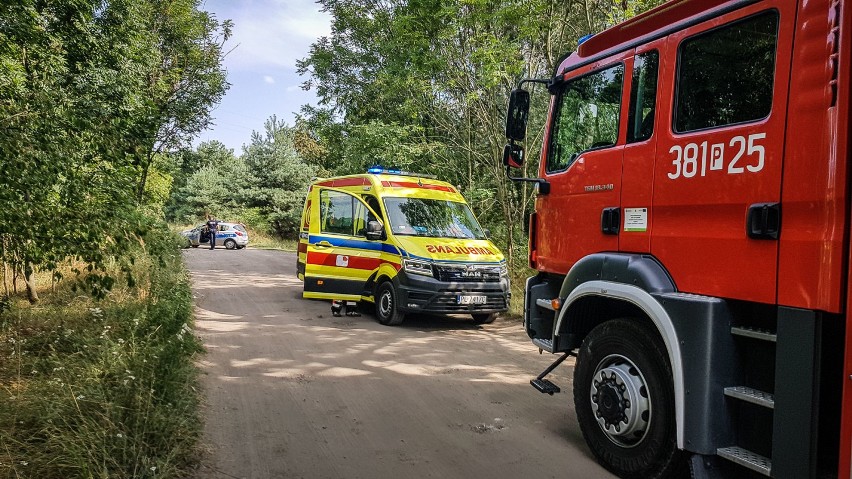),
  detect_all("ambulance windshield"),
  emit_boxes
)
[383,197,486,239]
